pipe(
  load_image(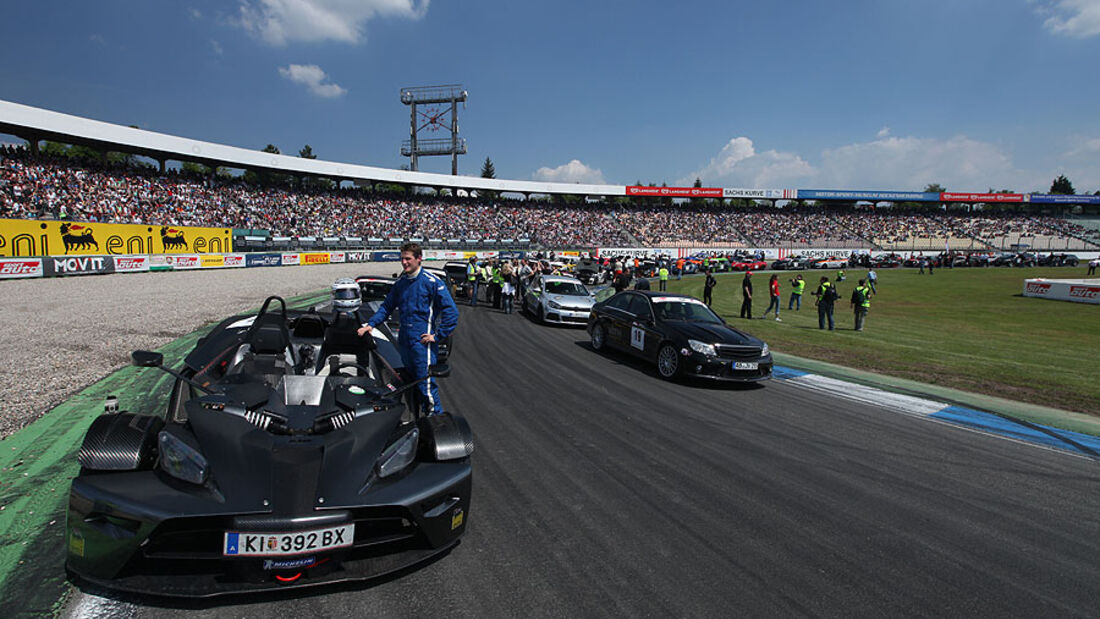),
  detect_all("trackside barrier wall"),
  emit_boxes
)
[3,249,1096,281]
[1022,279,1100,304]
